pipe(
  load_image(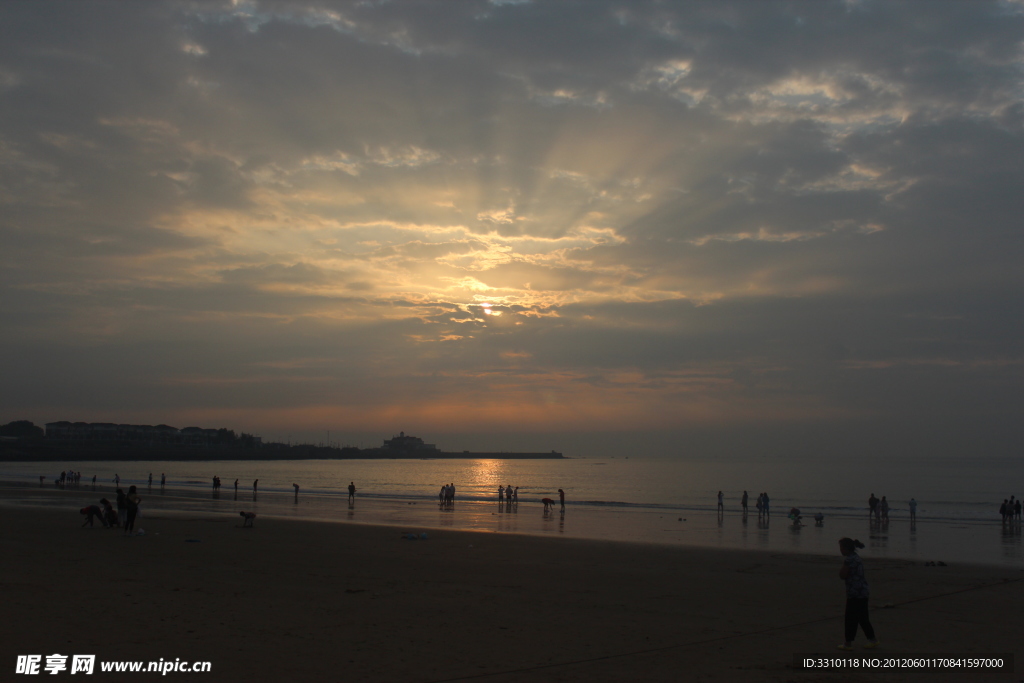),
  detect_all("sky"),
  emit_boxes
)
[1,0,1022,457]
